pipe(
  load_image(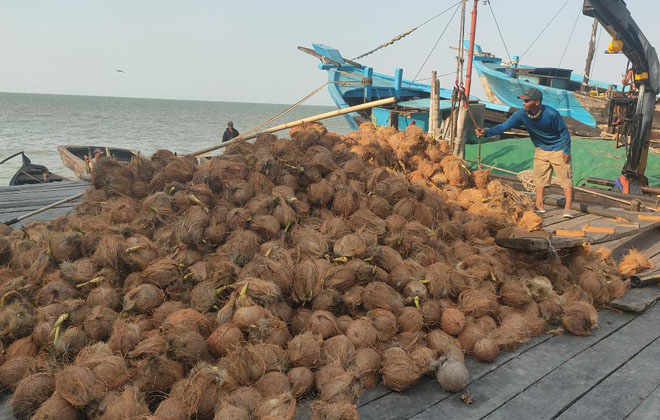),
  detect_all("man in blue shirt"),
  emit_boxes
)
[476,88,573,217]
